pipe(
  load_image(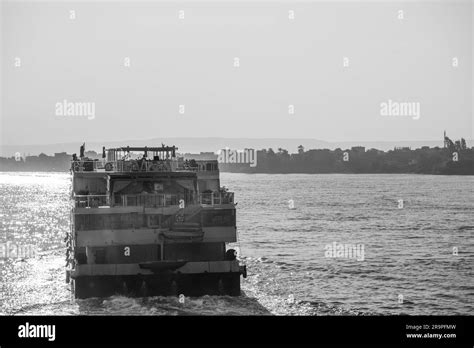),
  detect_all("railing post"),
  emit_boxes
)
[211,193,214,206]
